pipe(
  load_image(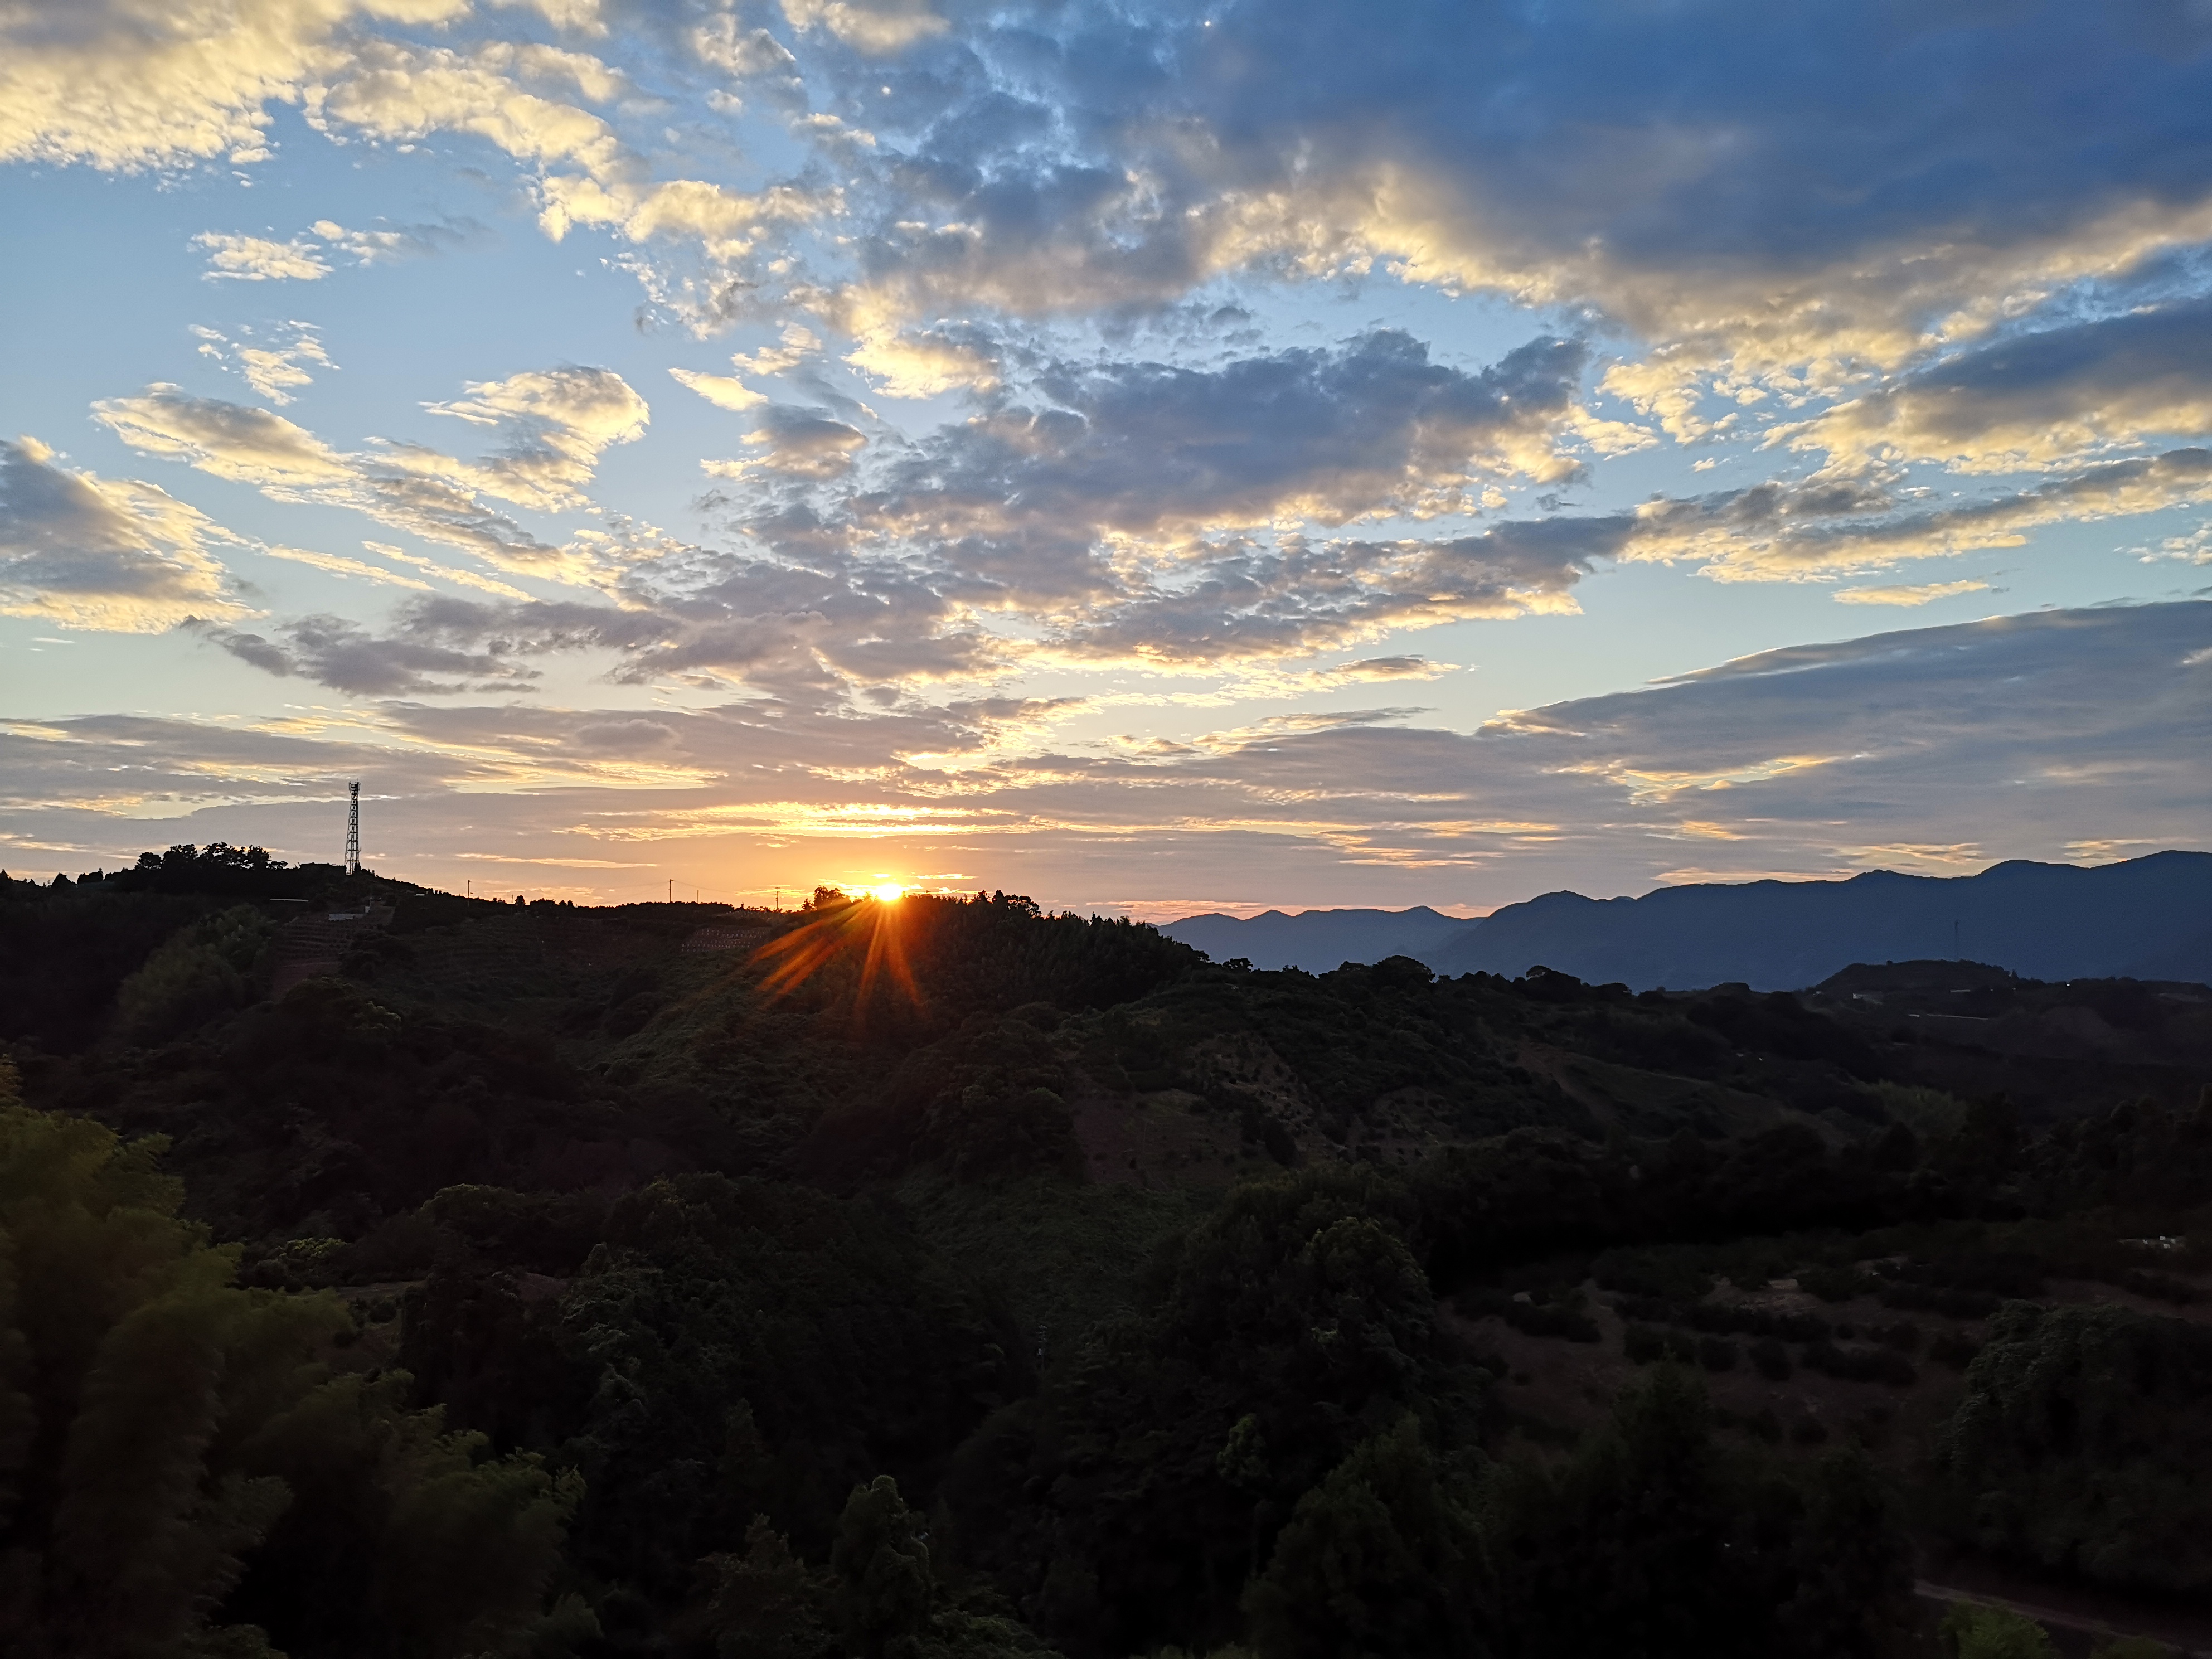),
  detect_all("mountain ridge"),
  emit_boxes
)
[1167,850,2212,989]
